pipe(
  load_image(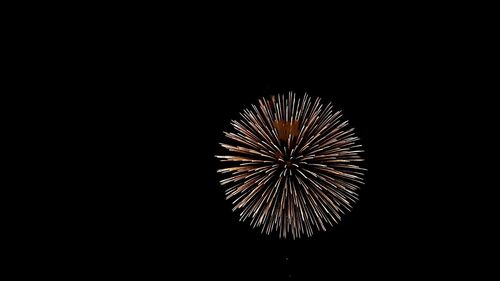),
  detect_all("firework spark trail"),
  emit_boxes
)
[216,92,366,239]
